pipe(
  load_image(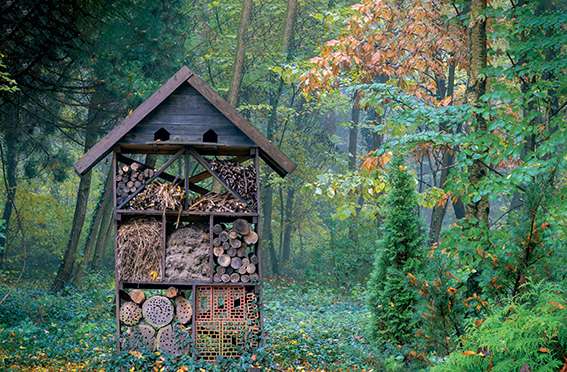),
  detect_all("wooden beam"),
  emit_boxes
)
[187,148,249,205]
[116,148,185,210]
